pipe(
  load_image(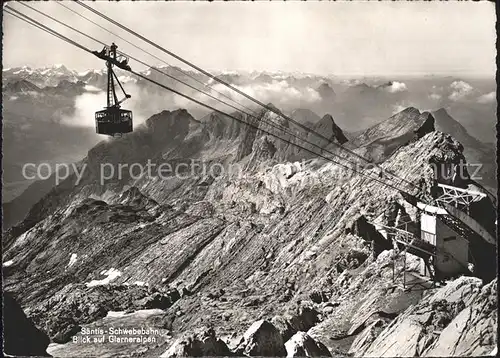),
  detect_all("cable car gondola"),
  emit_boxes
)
[92,43,133,137]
